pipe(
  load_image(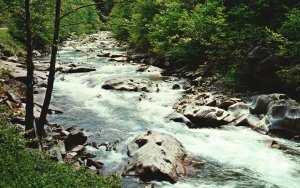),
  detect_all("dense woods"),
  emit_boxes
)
[109,0,300,93]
